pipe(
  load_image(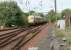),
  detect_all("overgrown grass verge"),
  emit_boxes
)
[52,27,71,50]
